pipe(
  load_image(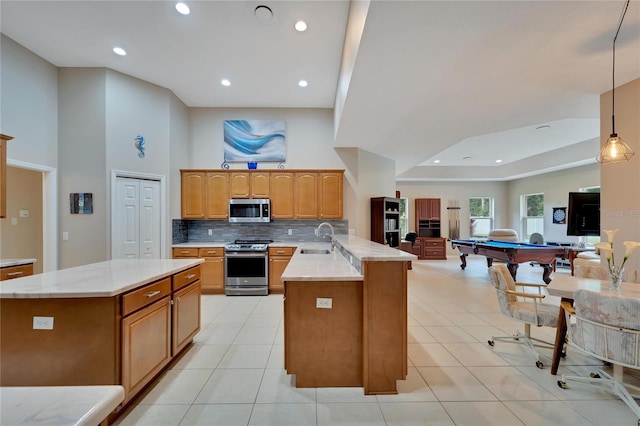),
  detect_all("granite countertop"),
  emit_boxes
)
[1,258,37,268]
[0,385,124,426]
[281,235,416,282]
[0,258,203,299]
